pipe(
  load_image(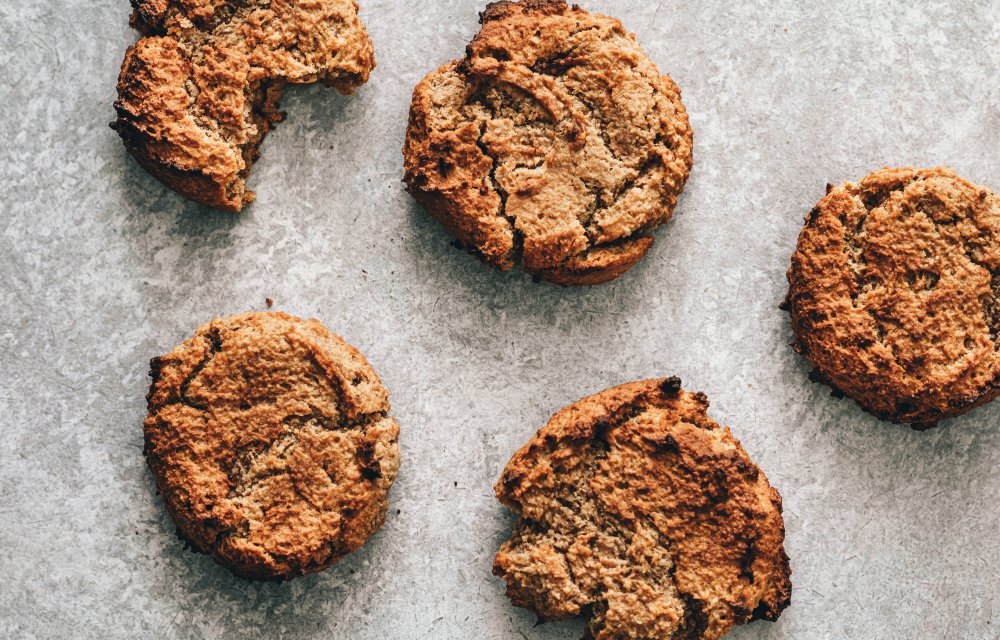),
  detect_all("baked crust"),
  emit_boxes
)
[784,167,1000,427]
[113,0,375,211]
[403,0,693,285]
[494,379,791,639]
[143,312,400,580]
